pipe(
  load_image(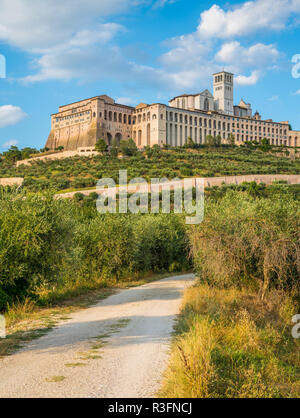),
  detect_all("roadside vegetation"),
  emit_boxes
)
[0,189,189,313]
[0,143,300,193]
[160,190,300,398]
